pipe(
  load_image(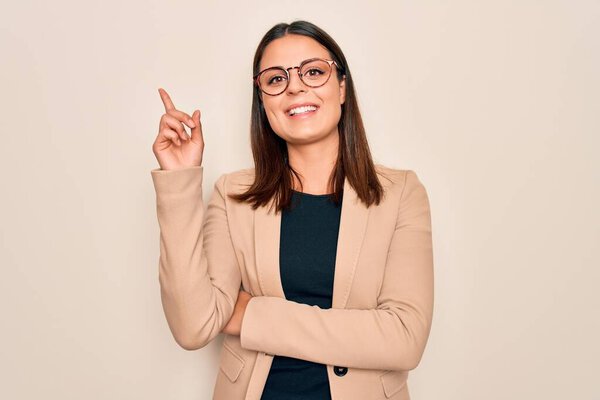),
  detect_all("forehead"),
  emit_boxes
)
[260,34,330,70]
